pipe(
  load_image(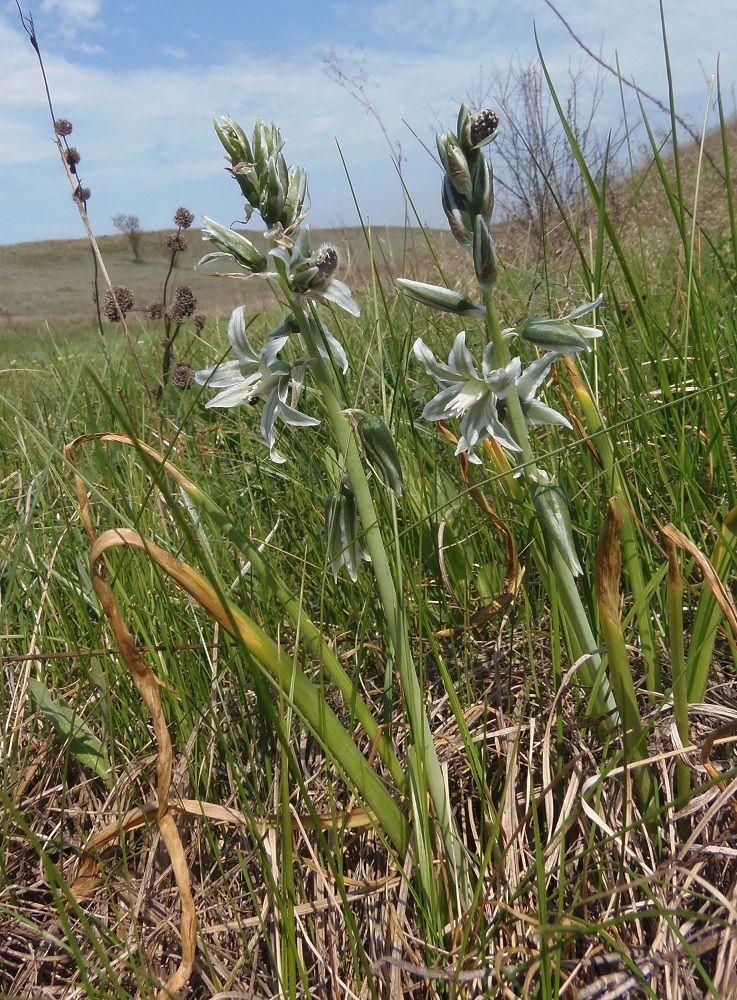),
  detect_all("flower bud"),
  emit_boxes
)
[532,482,583,577]
[473,216,498,292]
[357,414,403,496]
[325,484,369,582]
[518,318,597,355]
[259,155,286,226]
[230,160,260,207]
[396,278,485,316]
[441,177,473,248]
[282,164,307,227]
[470,152,494,222]
[200,217,268,273]
[456,103,473,153]
[215,116,253,164]
[442,133,473,199]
